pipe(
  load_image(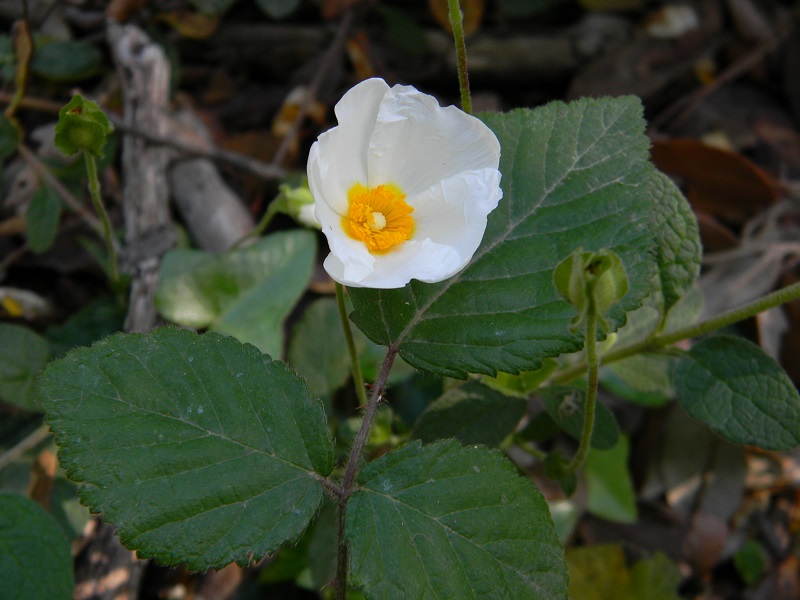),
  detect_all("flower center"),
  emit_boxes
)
[343,183,414,253]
